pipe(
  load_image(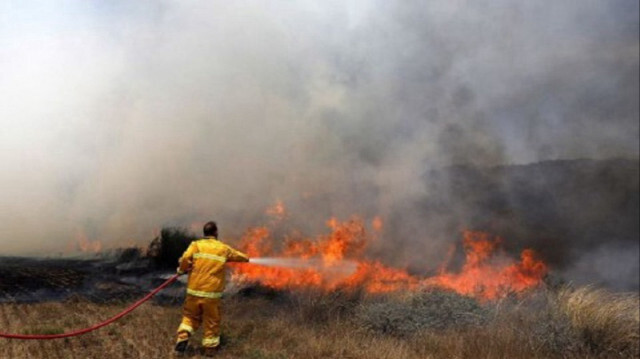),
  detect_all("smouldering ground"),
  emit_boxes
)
[1,286,638,359]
